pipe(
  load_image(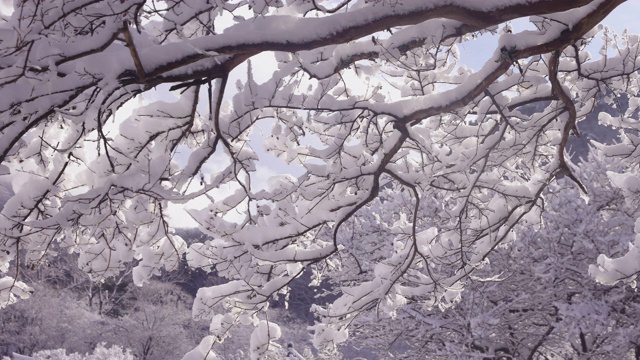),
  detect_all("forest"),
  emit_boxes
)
[1,0,640,359]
